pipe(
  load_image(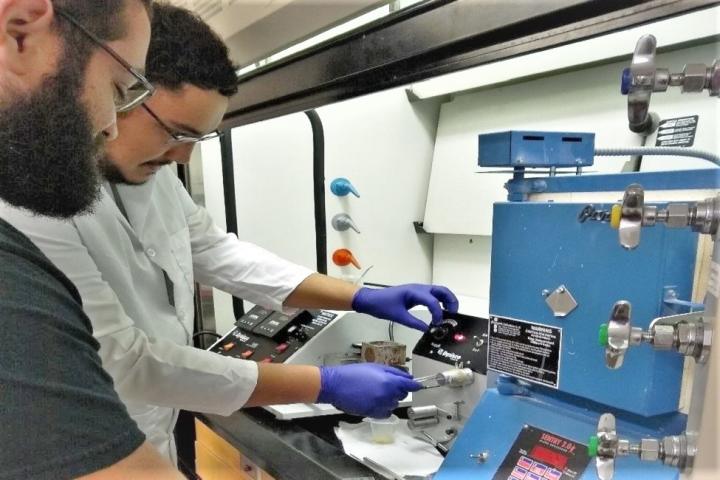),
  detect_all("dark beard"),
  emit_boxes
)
[98,155,172,186]
[97,155,133,184]
[0,52,103,218]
